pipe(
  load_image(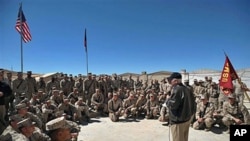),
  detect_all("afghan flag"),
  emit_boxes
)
[219,54,239,95]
